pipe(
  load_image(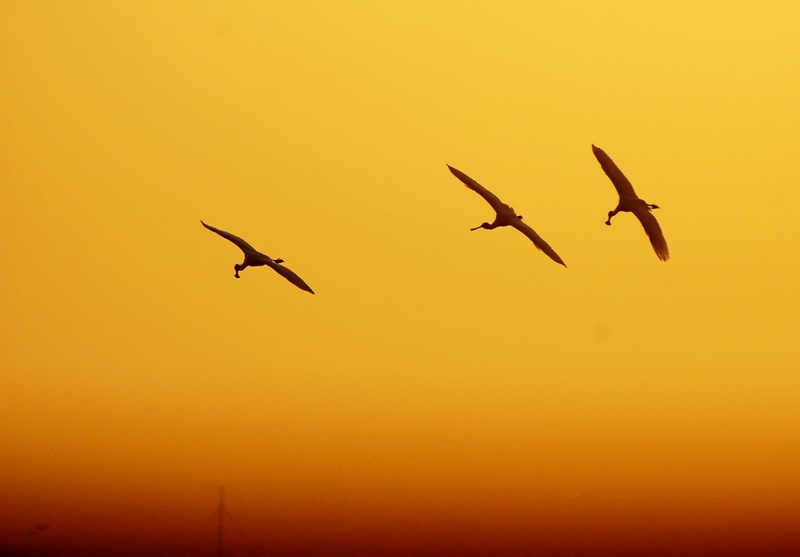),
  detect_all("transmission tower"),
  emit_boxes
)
[216,486,225,557]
